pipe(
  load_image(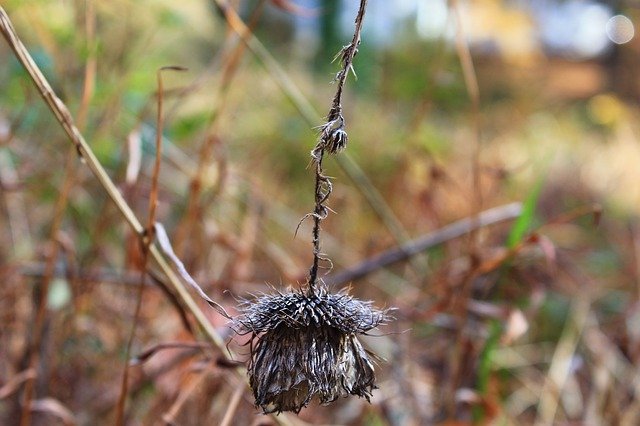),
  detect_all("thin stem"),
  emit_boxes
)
[76,0,96,130]
[325,202,523,286]
[307,0,368,292]
[308,153,327,292]
[331,0,368,109]
[448,2,483,413]
[116,65,173,425]
[450,0,482,244]
[318,0,368,153]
